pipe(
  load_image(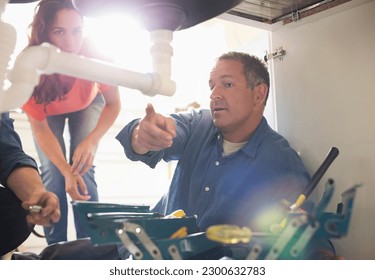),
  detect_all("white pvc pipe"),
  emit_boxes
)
[23,43,156,92]
[149,29,176,95]
[0,0,18,112]
[0,0,8,16]
[1,23,176,112]
[0,83,36,113]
